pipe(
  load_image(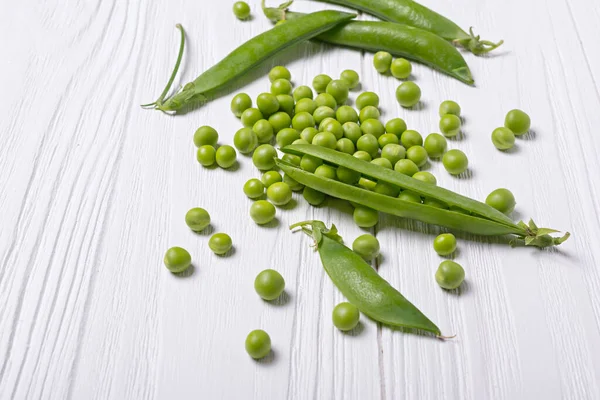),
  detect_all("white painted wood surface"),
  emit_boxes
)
[1,0,600,398]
